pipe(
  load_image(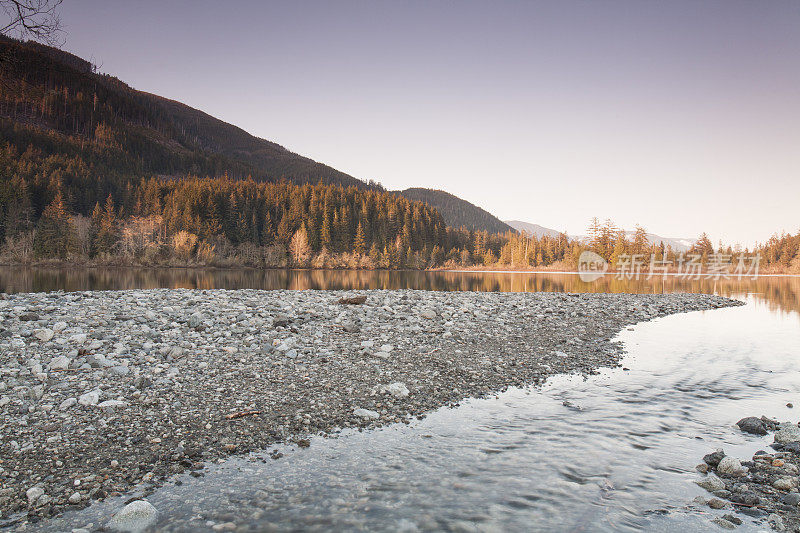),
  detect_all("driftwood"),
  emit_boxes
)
[338,295,367,305]
[224,410,261,420]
